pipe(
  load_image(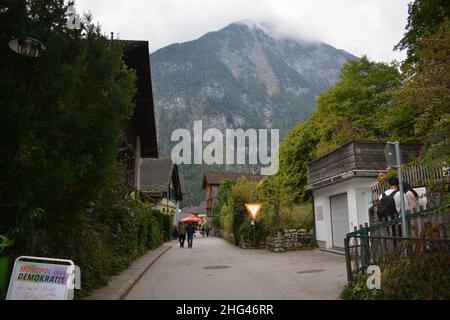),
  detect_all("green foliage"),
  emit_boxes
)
[381,251,450,300]
[278,203,314,229]
[149,209,173,242]
[276,2,450,210]
[395,0,450,70]
[161,212,173,242]
[341,249,450,300]
[269,57,402,205]
[227,178,259,245]
[0,1,136,239]
[340,276,383,300]
[213,179,234,229]
[214,178,313,246]
[238,214,269,245]
[383,19,450,168]
[27,172,165,297]
[342,5,450,300]
[387,4,450,205]
[0,2,168,298]
[311,56,402,156]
